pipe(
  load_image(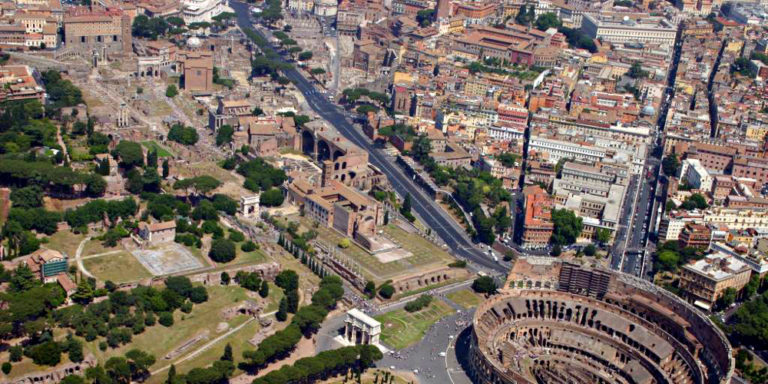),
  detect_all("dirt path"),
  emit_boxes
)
[75,237,96,279]
[150,317,256,376]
